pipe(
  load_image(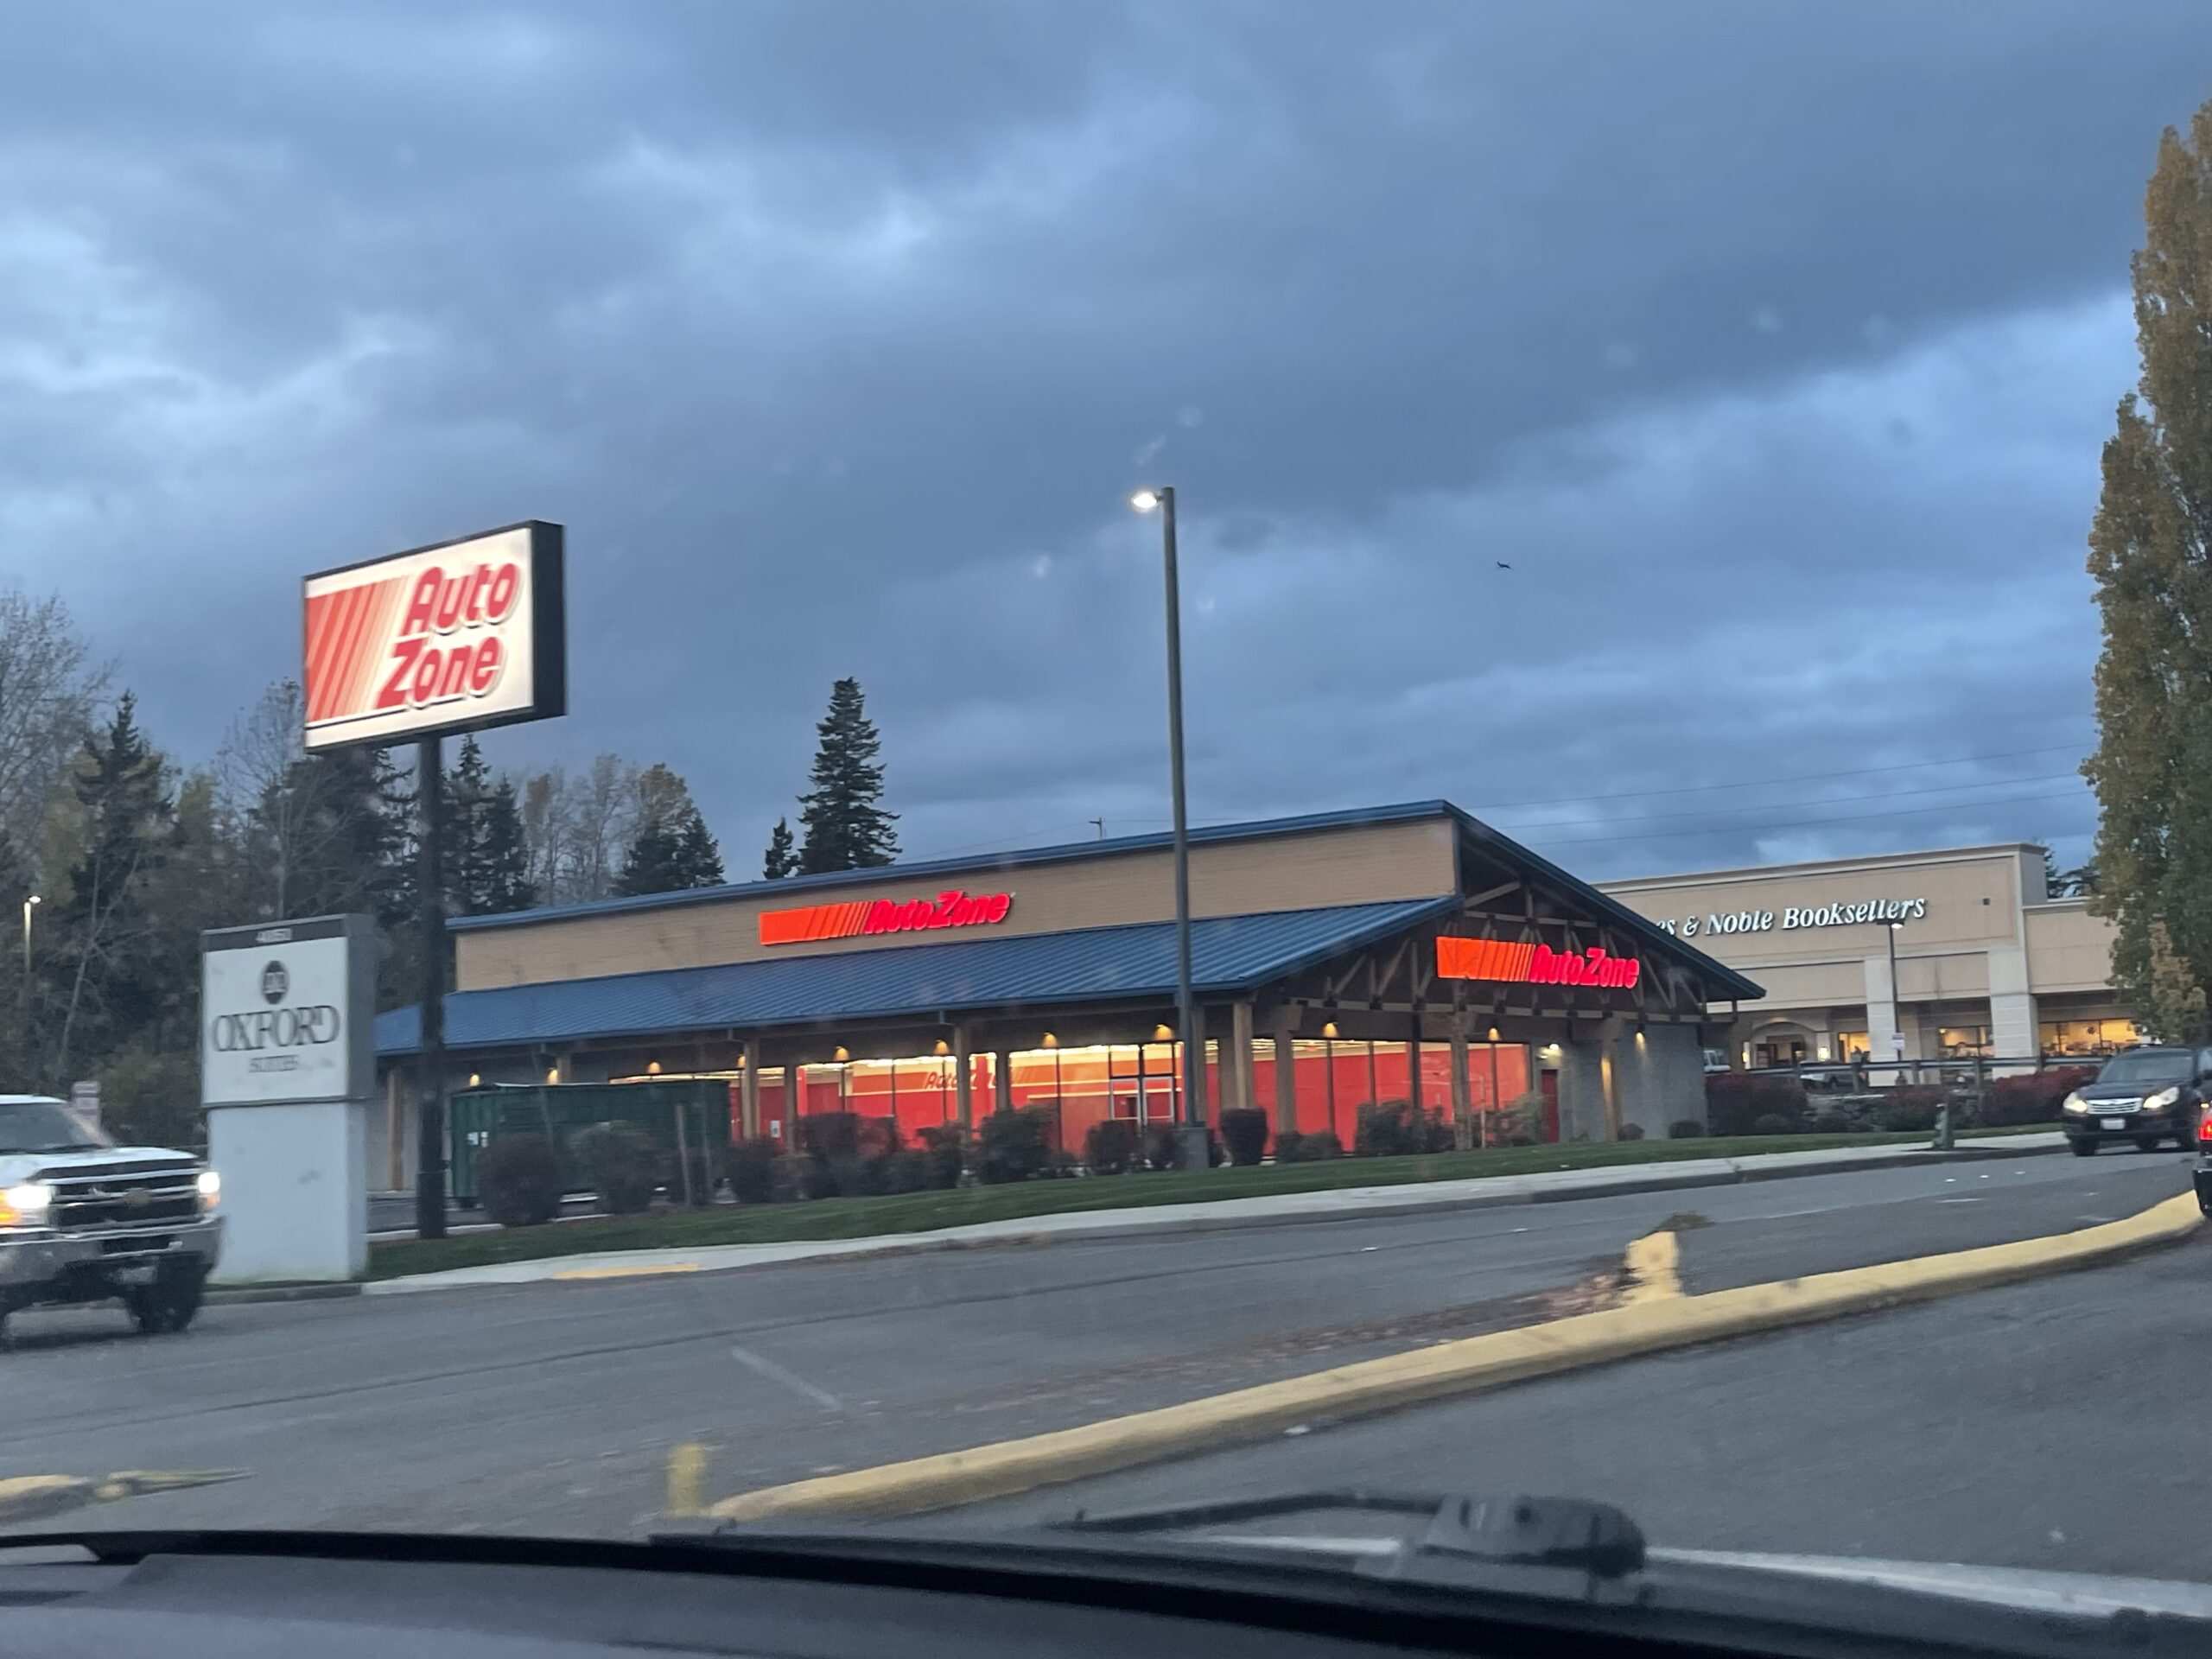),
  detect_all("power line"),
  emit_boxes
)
[1523,785,2088,850]
[1466,743,2087,812]
[1489,772,2083,835]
